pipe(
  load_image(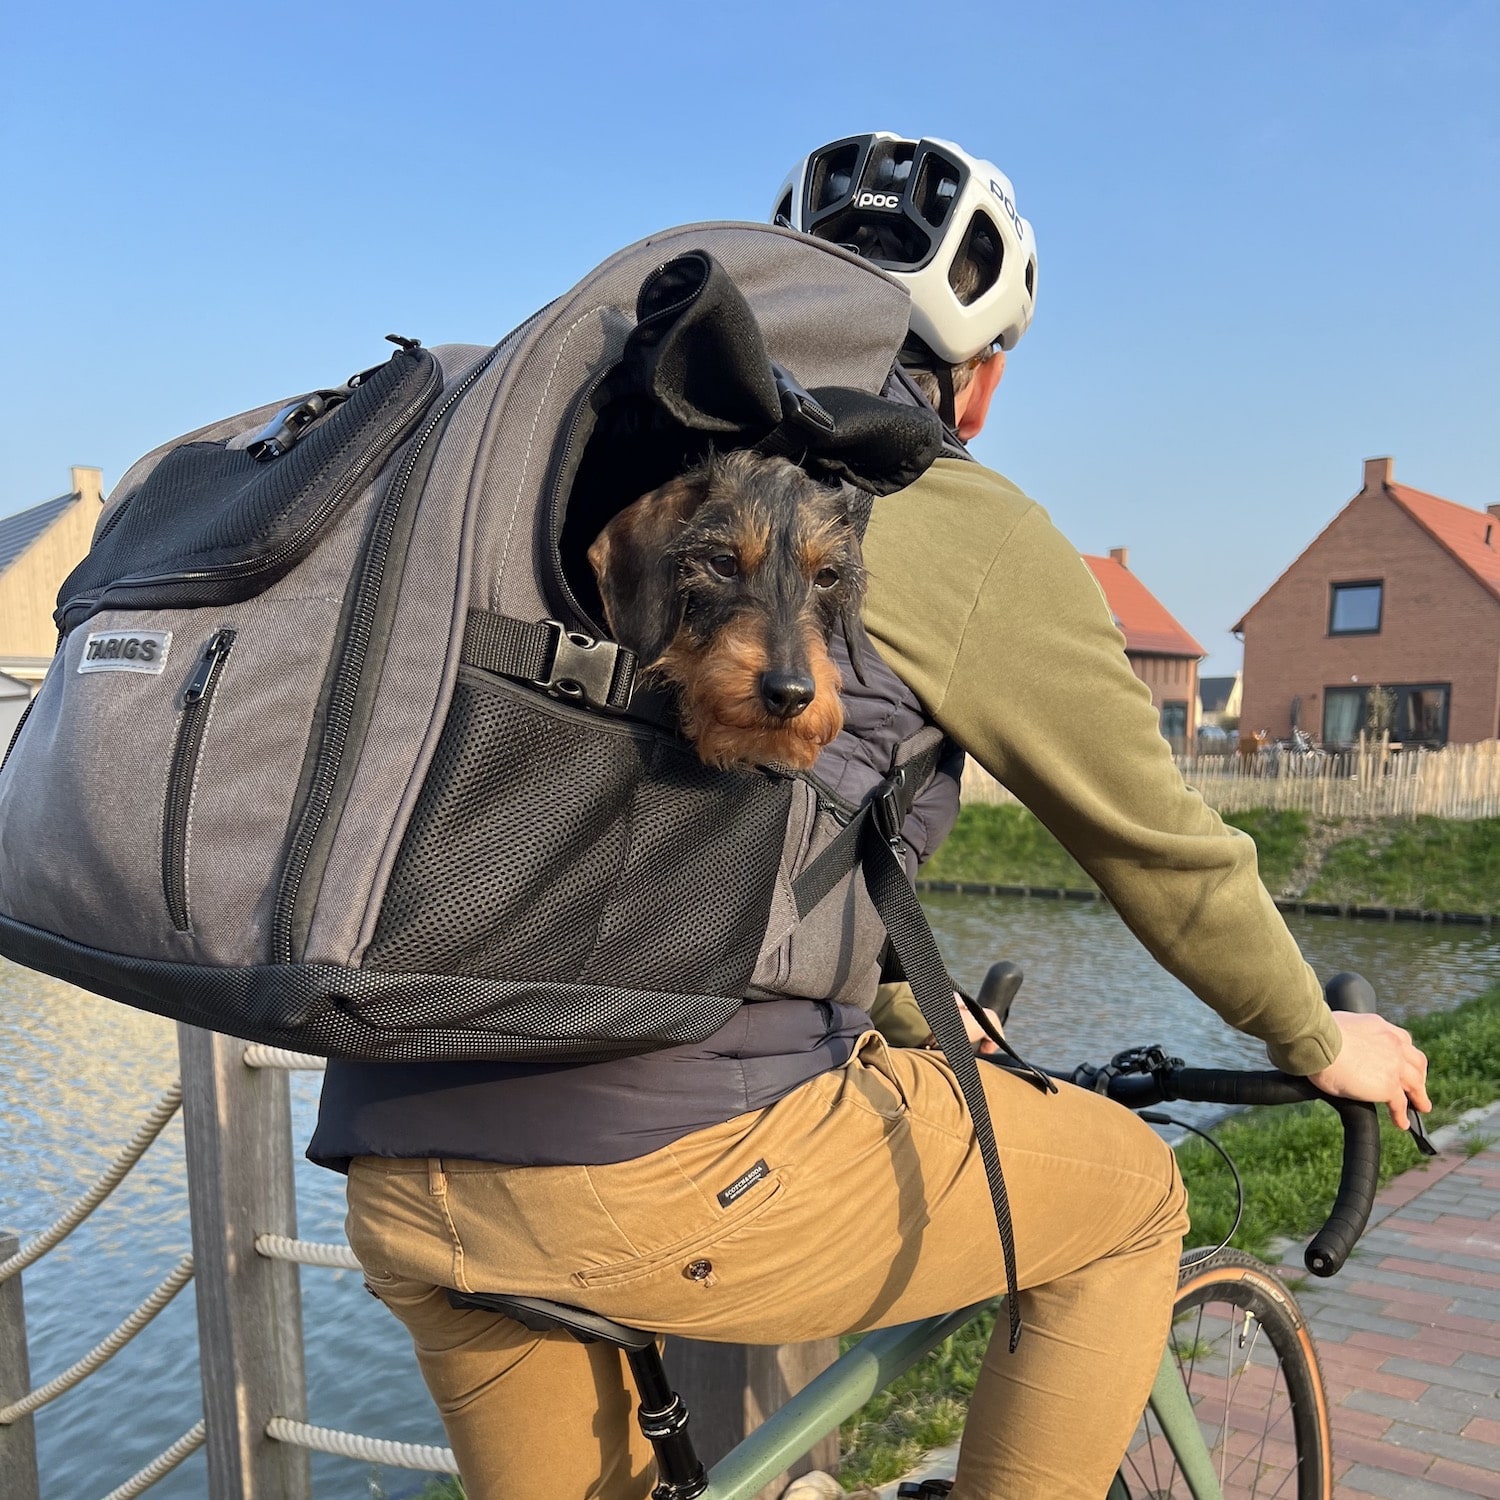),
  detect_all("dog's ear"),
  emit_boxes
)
[588,474,708,665]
